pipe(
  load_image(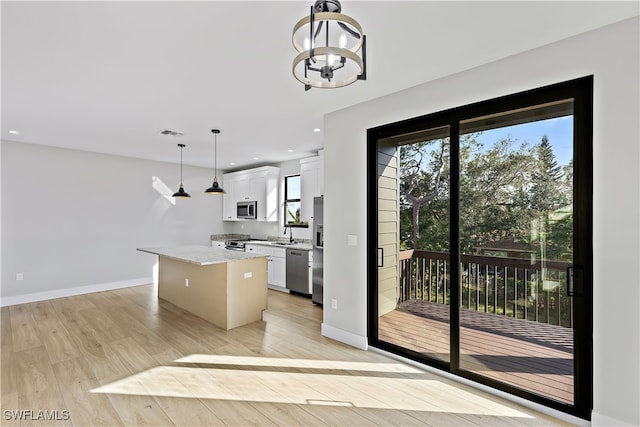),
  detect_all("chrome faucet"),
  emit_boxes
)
[284,225,294,243]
